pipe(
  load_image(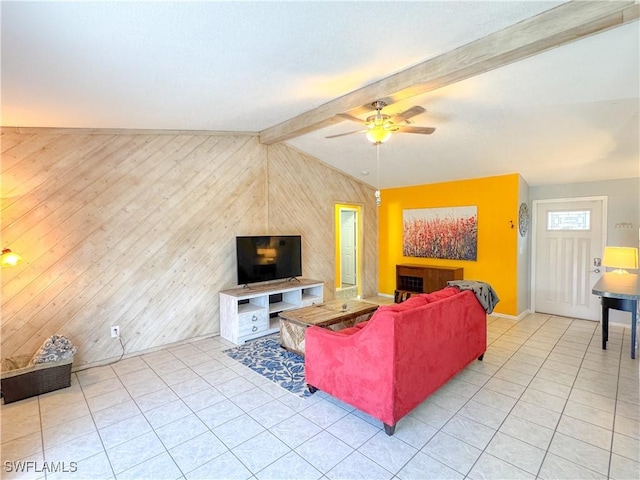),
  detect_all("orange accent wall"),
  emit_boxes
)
[378,174,519,315]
